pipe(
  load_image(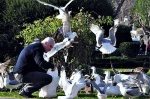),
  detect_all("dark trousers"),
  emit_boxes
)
[15,71,52,94]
